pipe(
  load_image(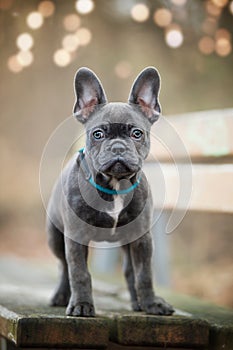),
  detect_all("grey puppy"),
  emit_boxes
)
[46,67,174,317]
